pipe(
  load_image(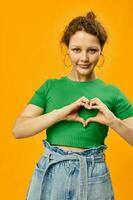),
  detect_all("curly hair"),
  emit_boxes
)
[60,11,108,53]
